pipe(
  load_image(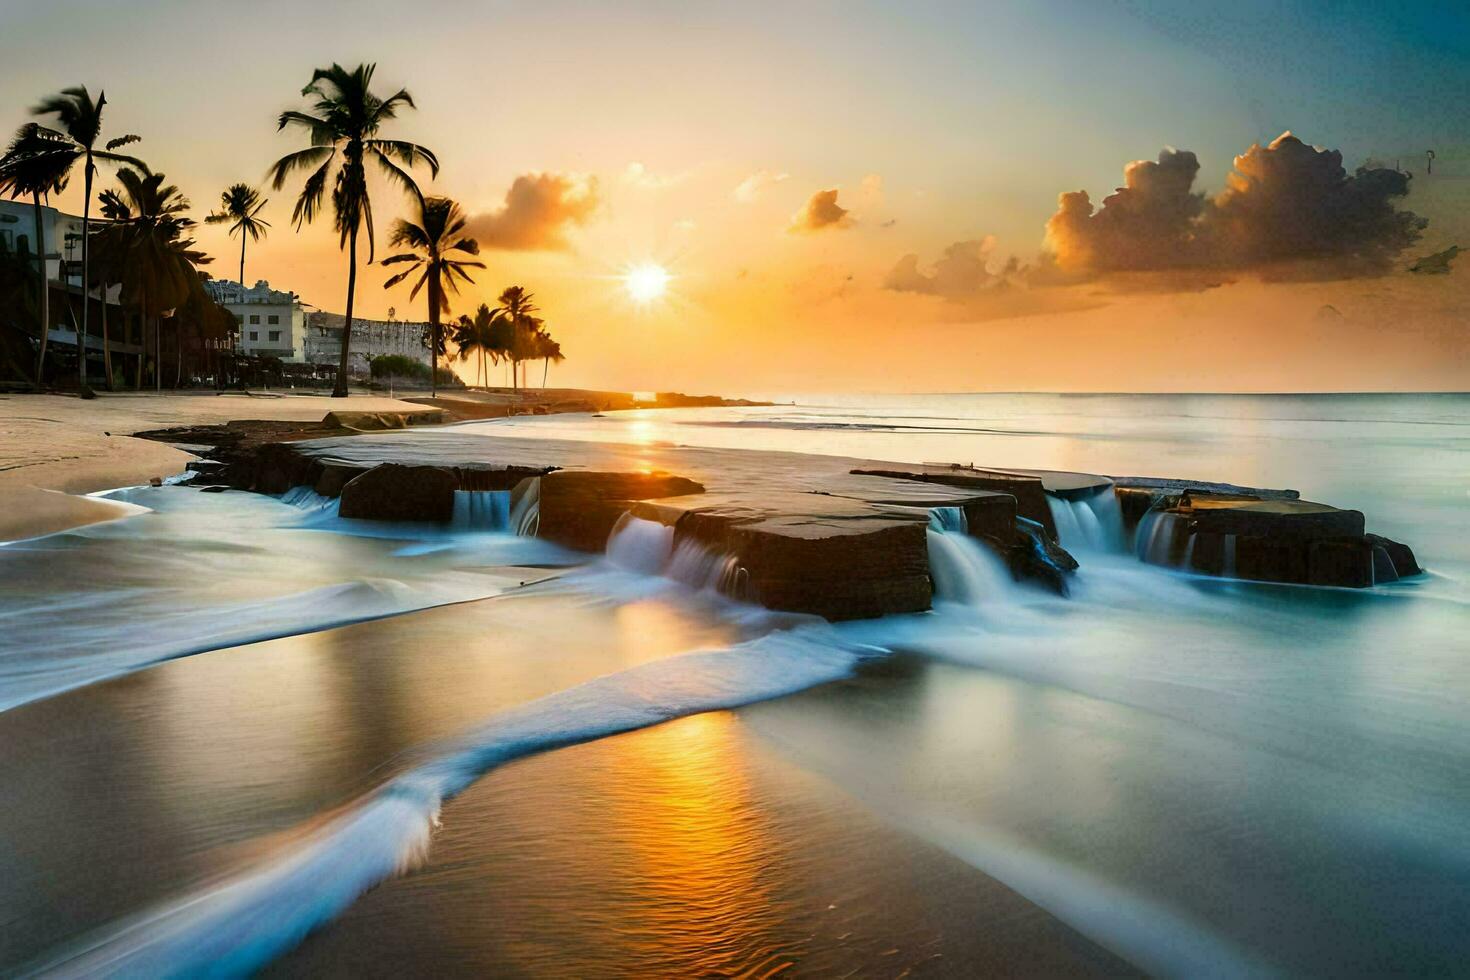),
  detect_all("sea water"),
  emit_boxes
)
[1,393,1466,976]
